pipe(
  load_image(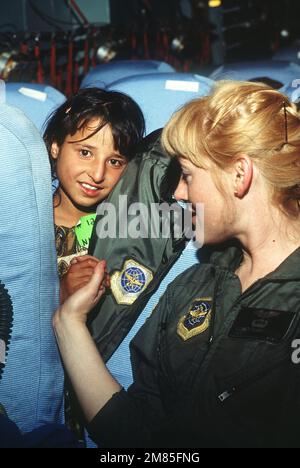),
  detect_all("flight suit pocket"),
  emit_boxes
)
[211,306,300,383]
[228,307,297,344]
